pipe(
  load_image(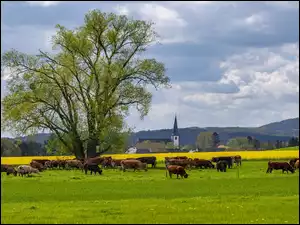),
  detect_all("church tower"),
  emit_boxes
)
[171,115,180,148]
